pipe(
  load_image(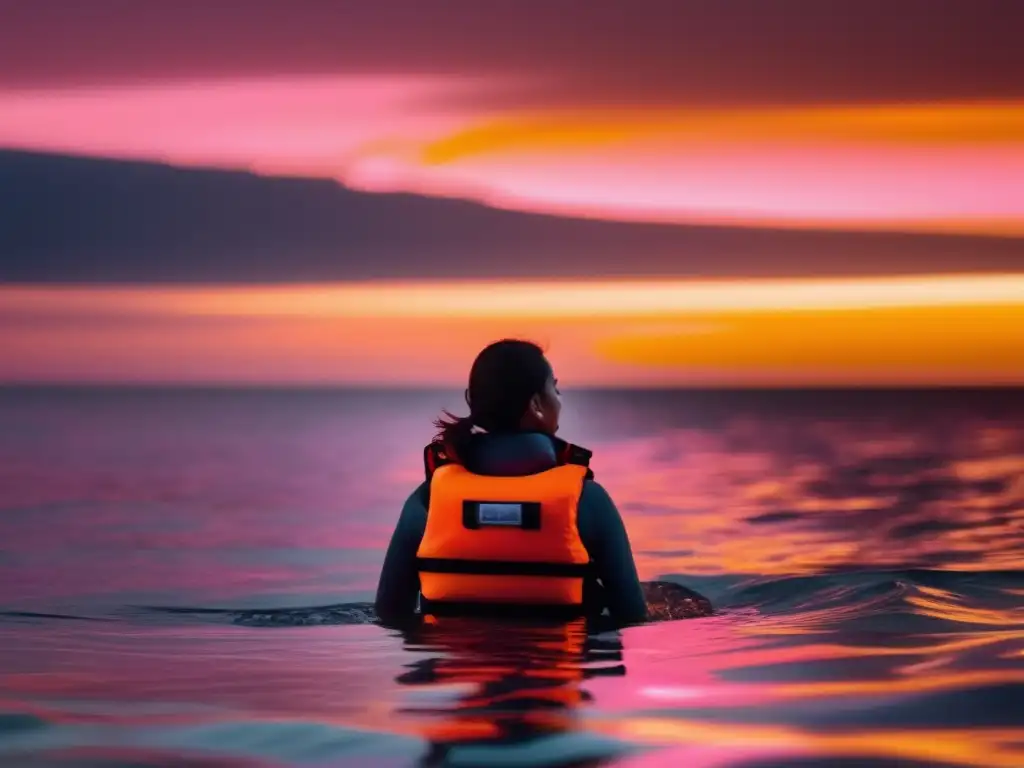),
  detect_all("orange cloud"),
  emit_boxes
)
[0,274,1021,386]
[405,102,1024,236]
[598,304,1024,379]
[421,103,1024,161]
